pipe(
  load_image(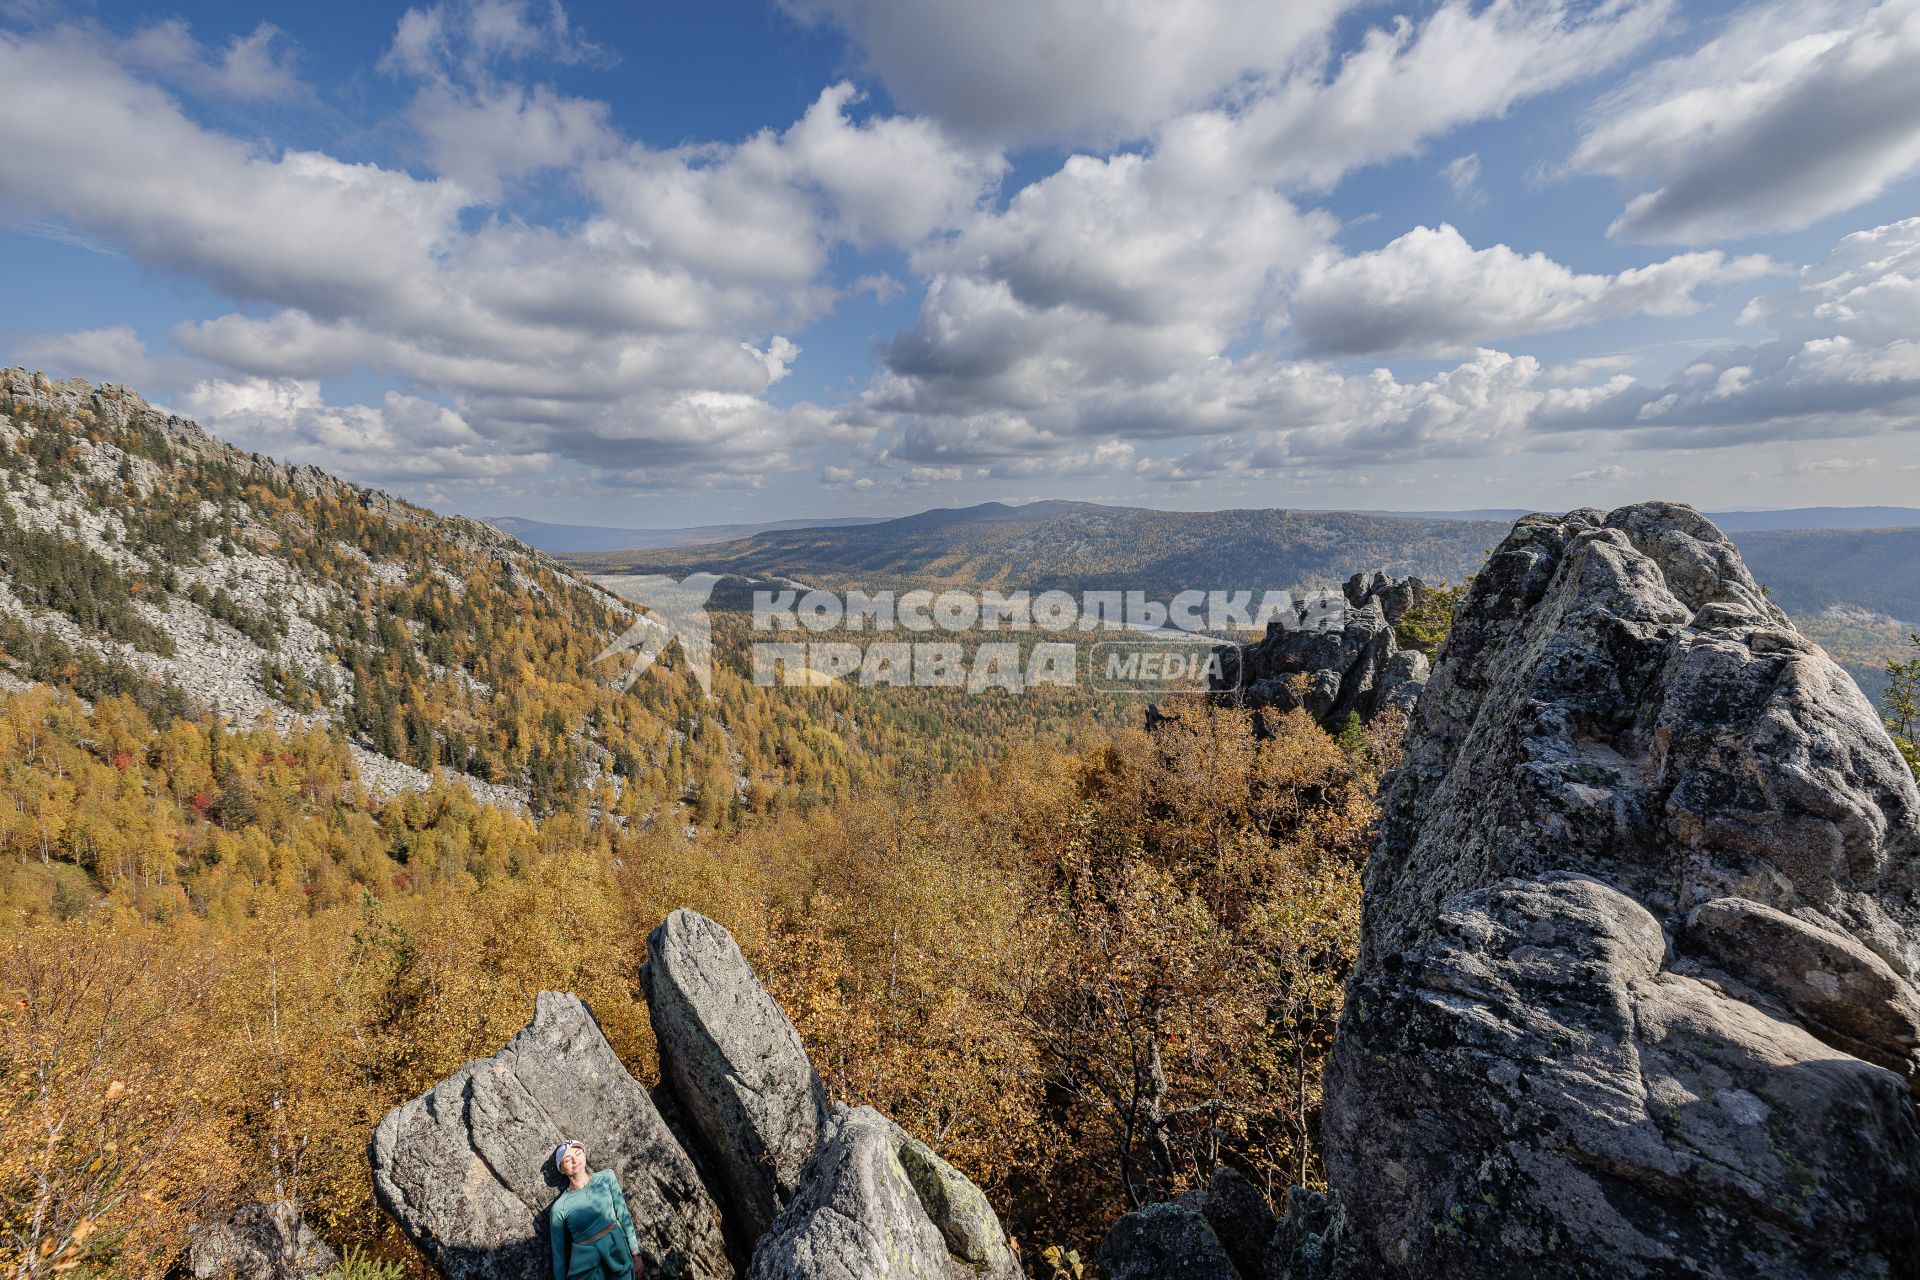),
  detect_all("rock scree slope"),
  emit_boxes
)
[1307,502,1920,1278]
